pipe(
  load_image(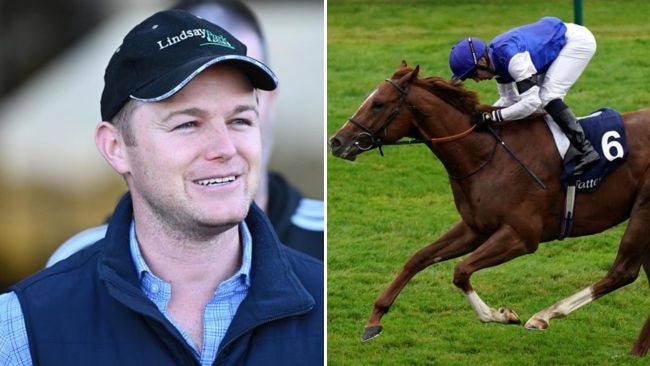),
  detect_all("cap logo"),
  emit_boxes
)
[156,28,235,50]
